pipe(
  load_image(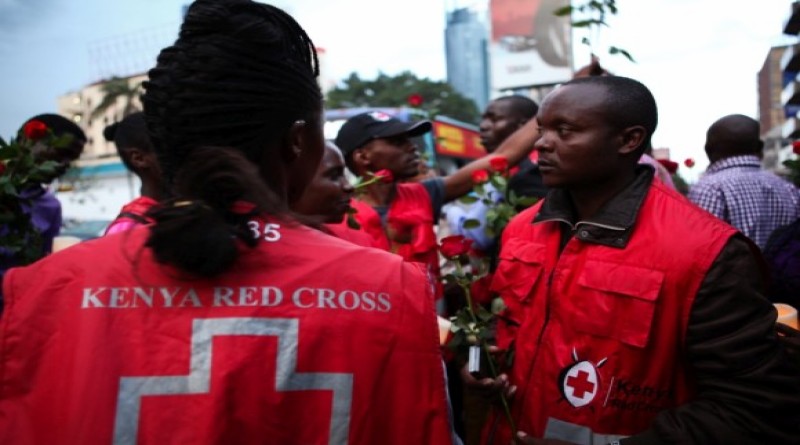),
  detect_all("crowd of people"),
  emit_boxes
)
[0,1,799,444]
